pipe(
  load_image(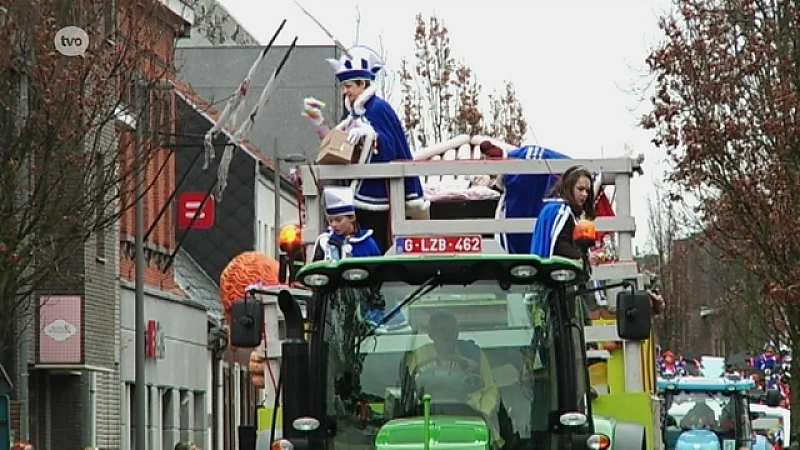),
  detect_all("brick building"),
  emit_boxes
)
[19,1,195,449]
[661,235,729,356]
[112,2,212,450]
